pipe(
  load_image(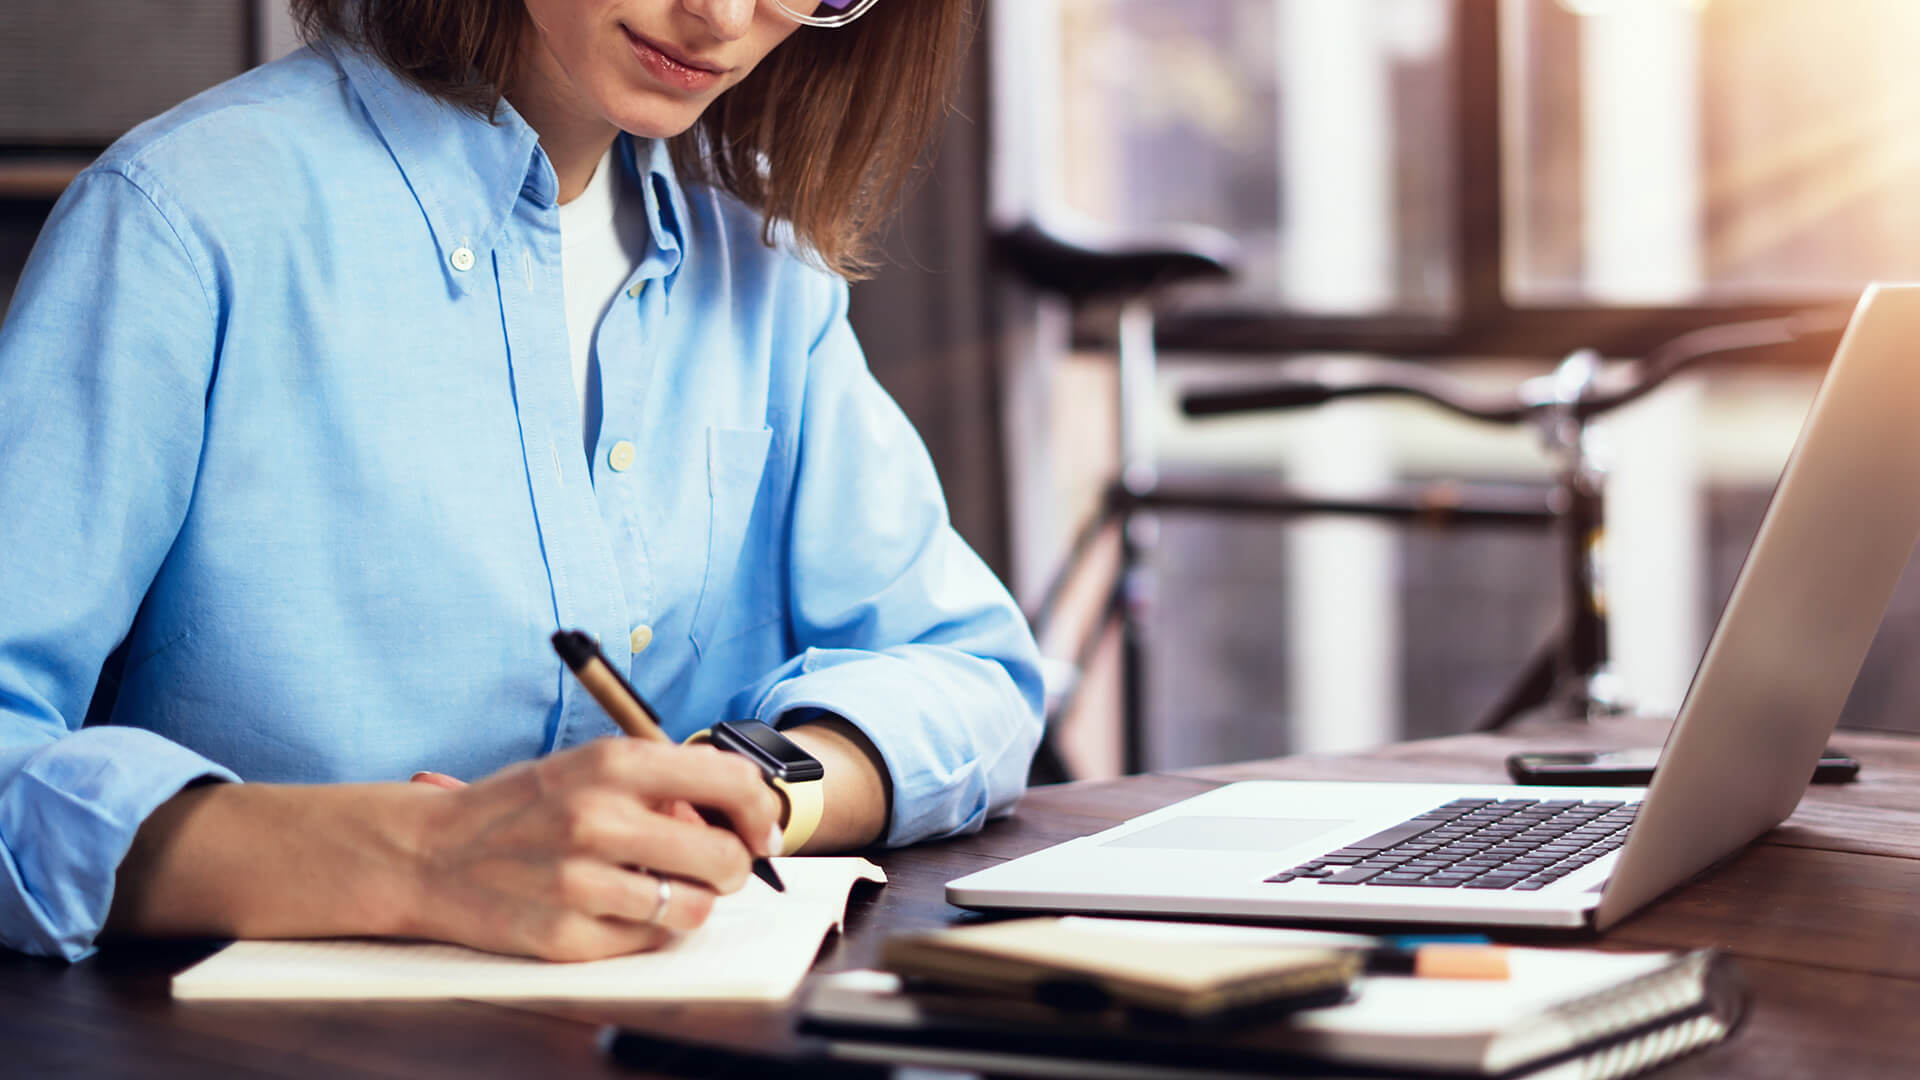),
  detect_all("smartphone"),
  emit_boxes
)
[1506,745,1860,786]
